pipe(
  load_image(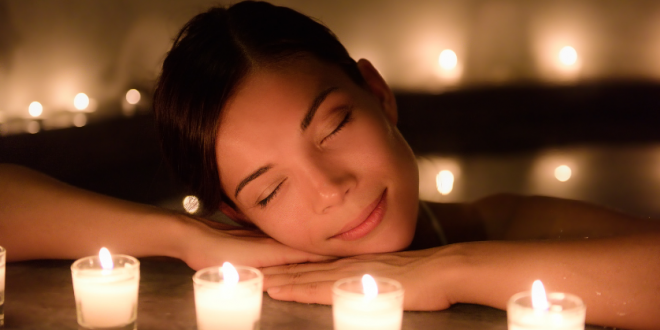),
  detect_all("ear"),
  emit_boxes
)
[219,201,250,223]
[356,58,398,125]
